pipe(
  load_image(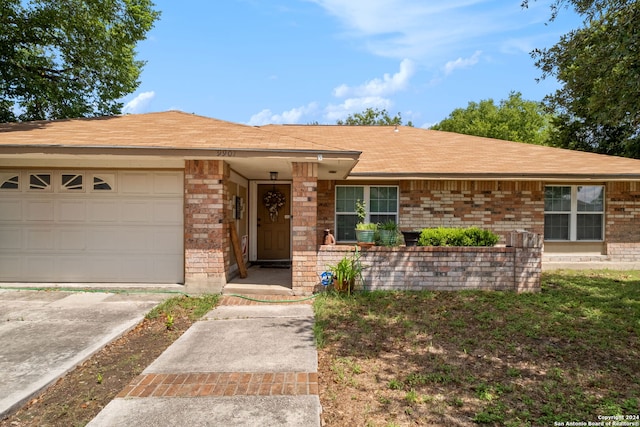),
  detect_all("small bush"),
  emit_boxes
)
[417,227,499,247]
